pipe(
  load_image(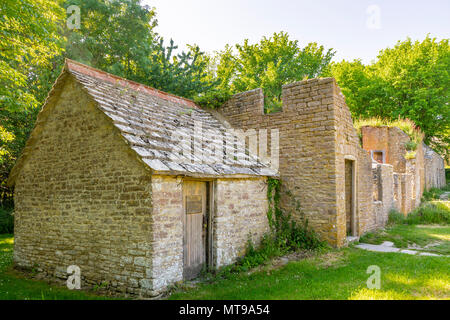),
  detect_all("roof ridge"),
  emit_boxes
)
[64,58,199,109]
